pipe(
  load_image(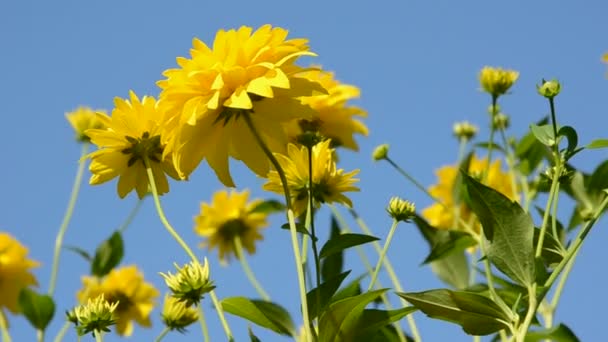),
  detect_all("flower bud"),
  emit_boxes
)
[479,66,519,97]
[161,294,199,332]
[492,113,510,130]
[453,121,478,141]
[65,107,107,143]
[372,144,389,161]
[72,294,118,336]
[386,197,416,222]
[160,259,215,307]
[537,79,561,99]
